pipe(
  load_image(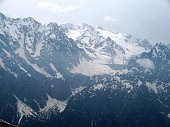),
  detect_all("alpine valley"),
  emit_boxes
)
[0,12,169,127]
